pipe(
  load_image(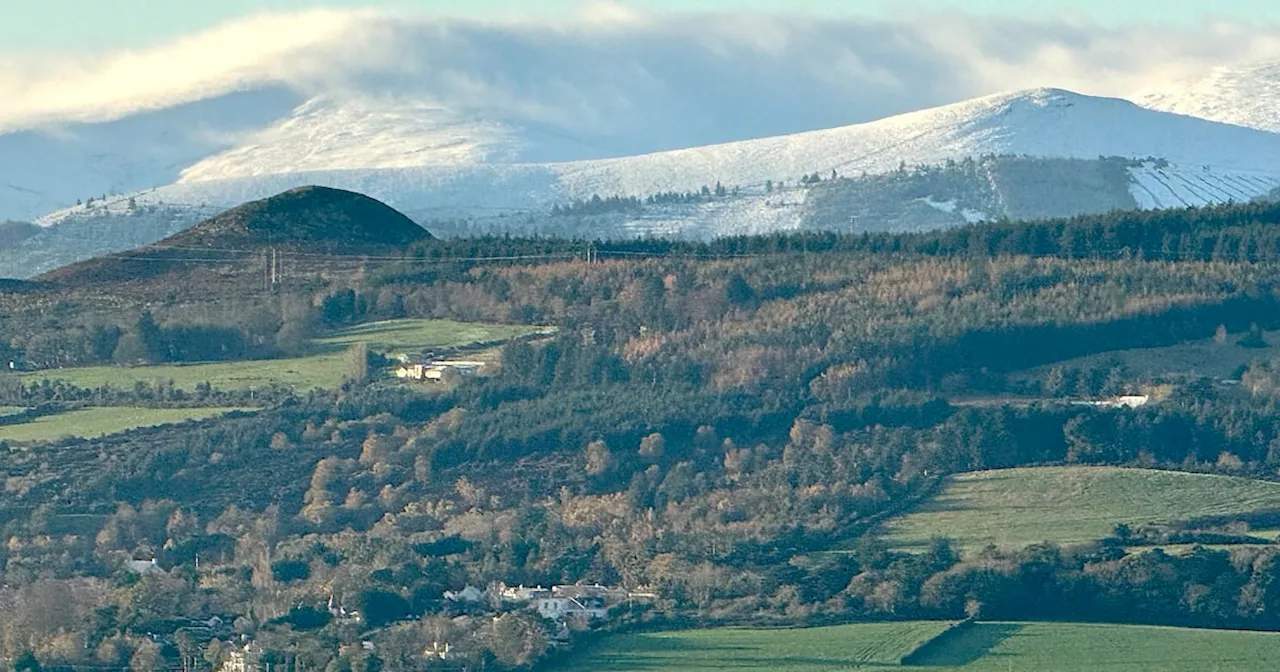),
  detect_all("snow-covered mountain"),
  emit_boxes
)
[8,85,1280,279]
[80,88,1280,219]
[1136,61,1280,134]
